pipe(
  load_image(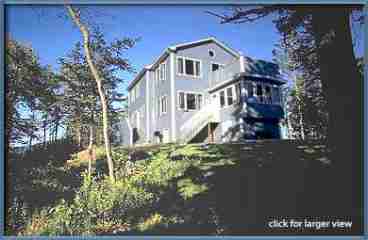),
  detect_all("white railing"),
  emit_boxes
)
[209,59,241,88]
[180,101,220,143]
